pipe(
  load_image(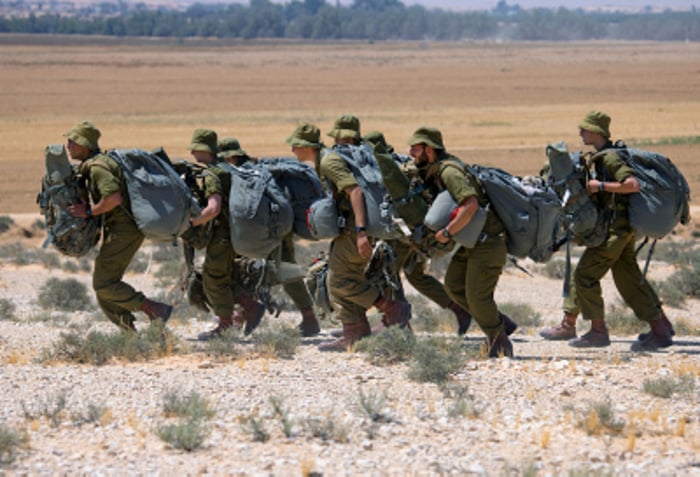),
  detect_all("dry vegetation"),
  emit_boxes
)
[1,36,700,212]
[0,36,699,474]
